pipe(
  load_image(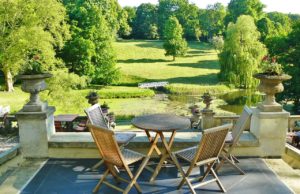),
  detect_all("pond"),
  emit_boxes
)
[103,90,263,118]
[168,90,263,115]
